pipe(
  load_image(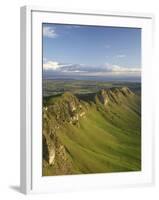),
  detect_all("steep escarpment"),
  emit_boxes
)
[42,87,141,176]
[42,92,88,175]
